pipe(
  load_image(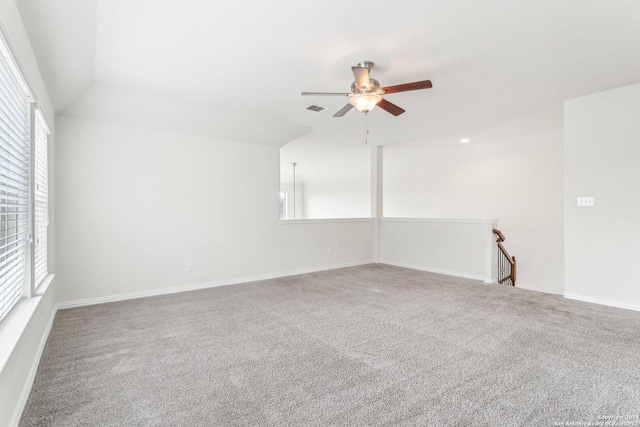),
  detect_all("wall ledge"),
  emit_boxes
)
[381,217,500,225]
[280,218,374,224]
